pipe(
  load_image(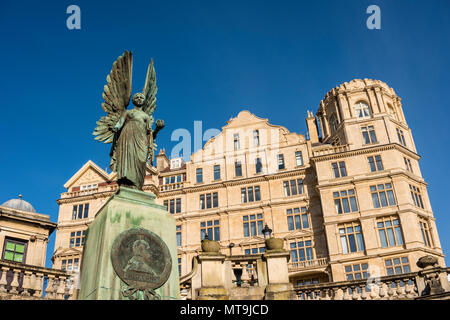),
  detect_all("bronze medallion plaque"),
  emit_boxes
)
[111,228,172,291]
